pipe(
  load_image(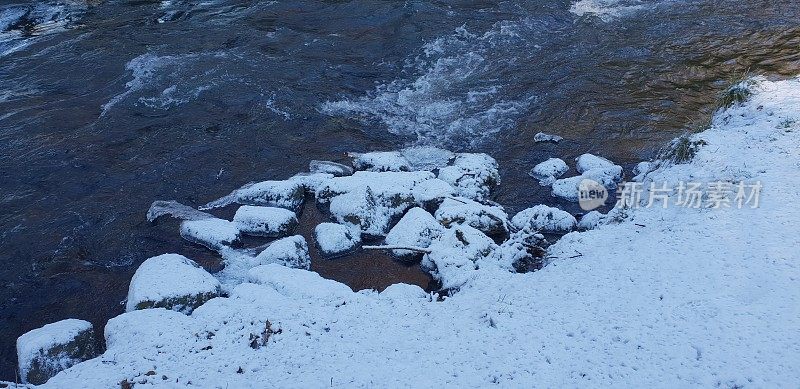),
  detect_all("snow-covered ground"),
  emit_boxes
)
[29,77,800,387]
